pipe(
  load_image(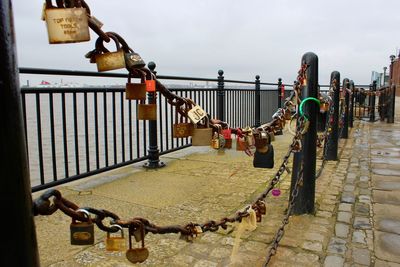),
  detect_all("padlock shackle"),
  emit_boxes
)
[95,32,121,54]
